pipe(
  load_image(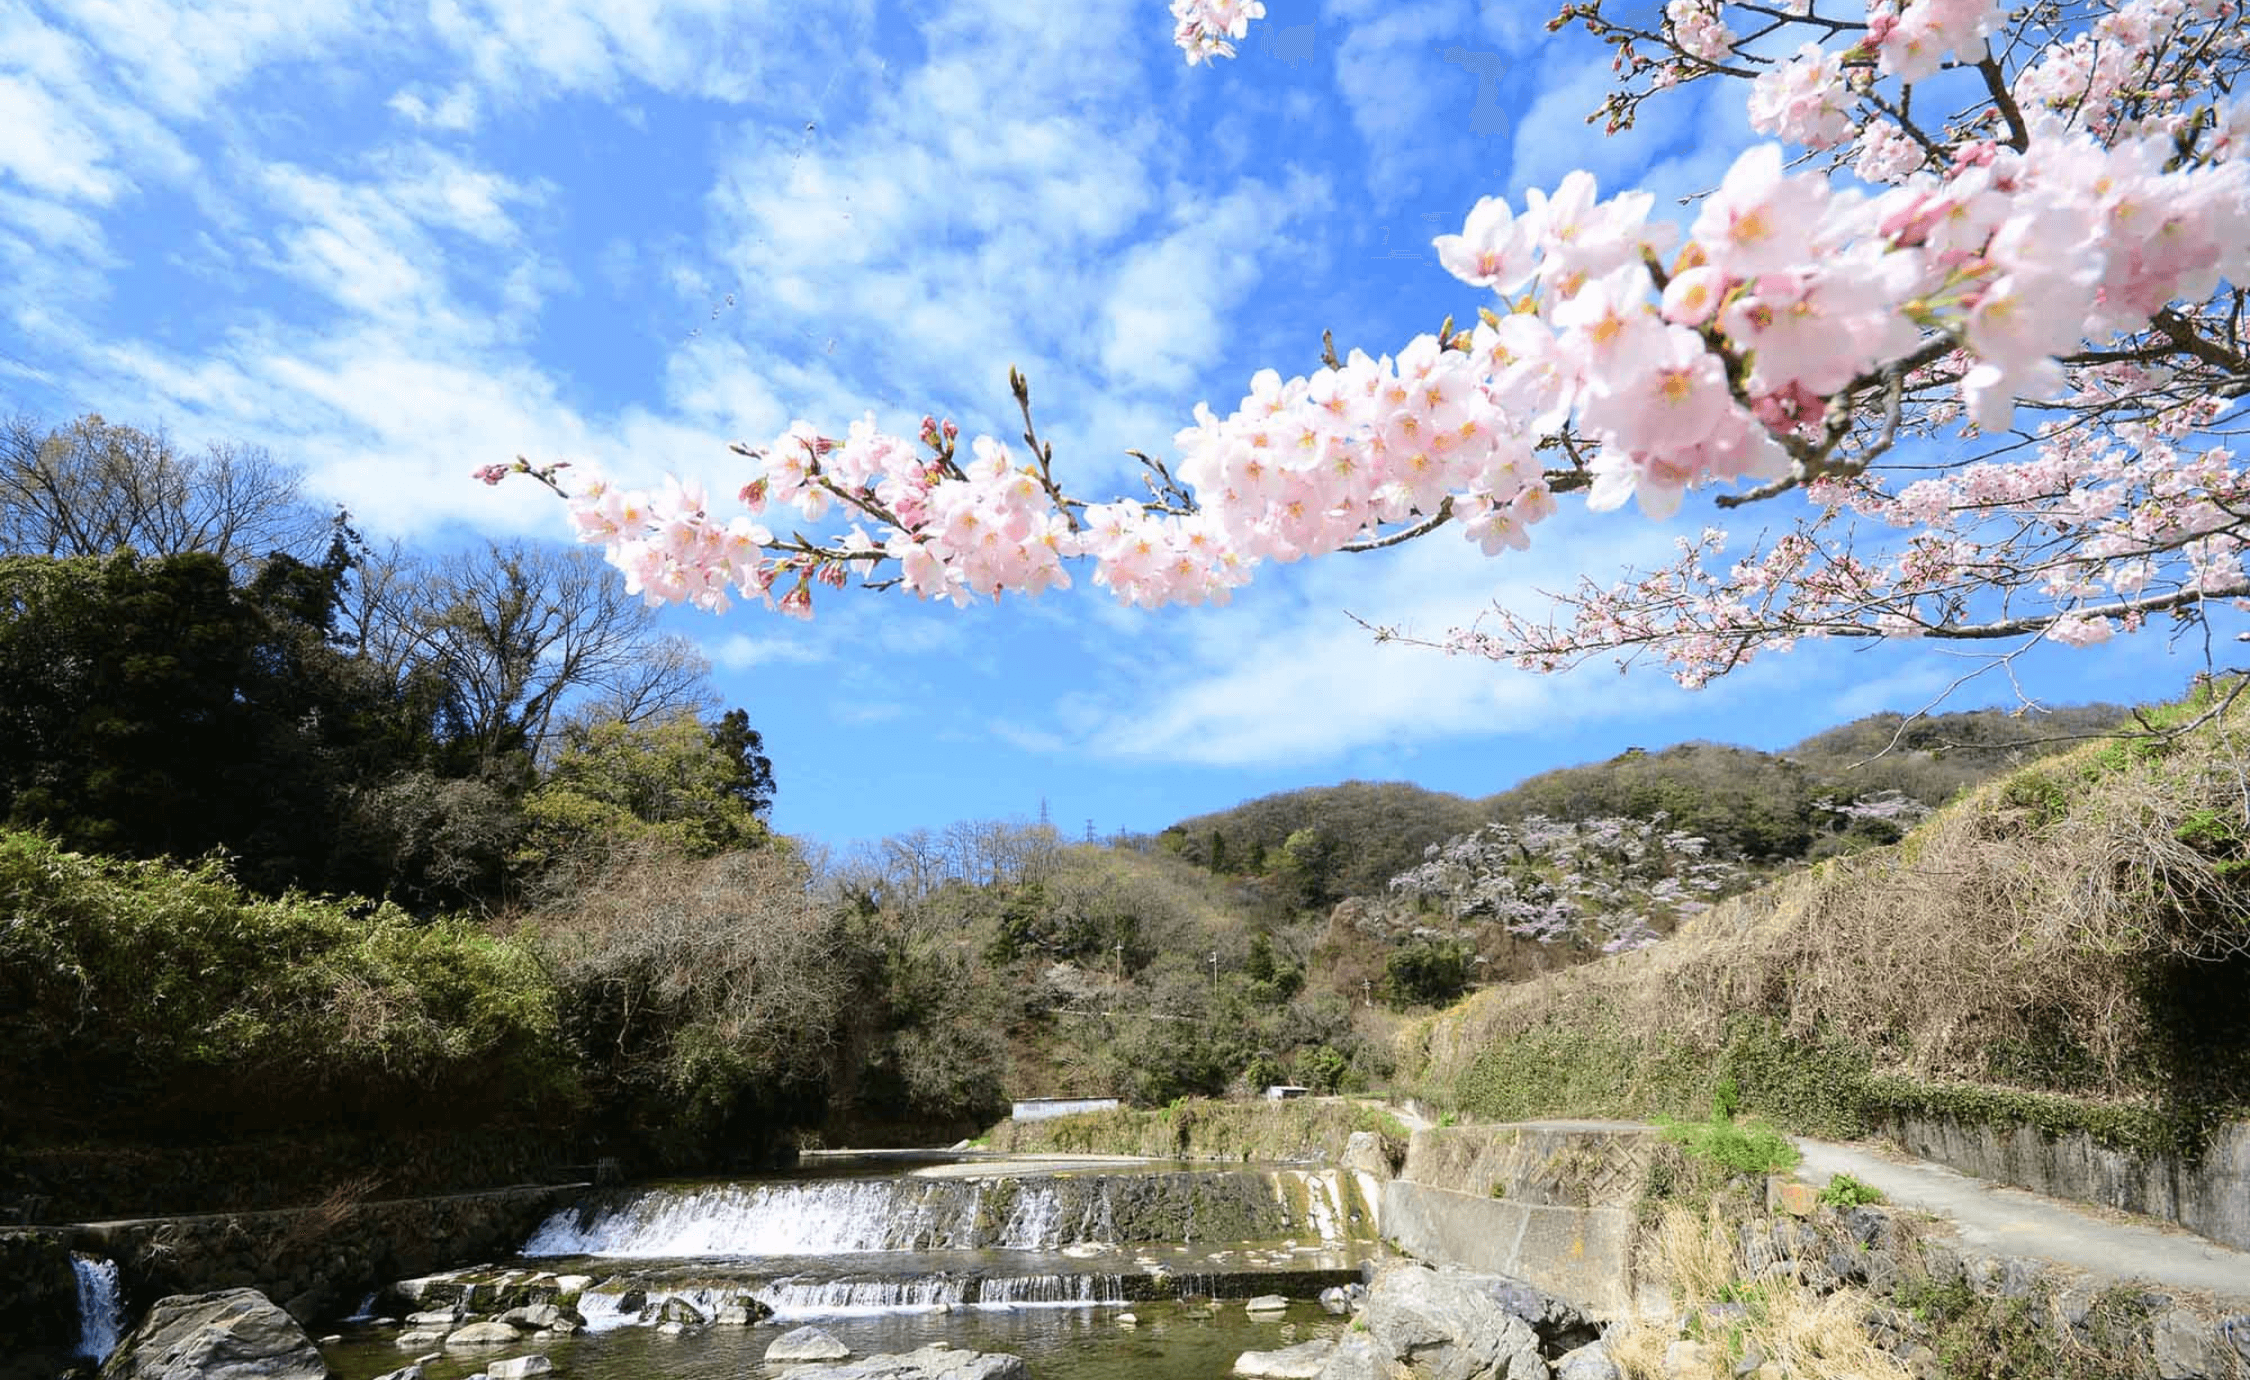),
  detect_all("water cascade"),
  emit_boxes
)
[521,1169,1363,1260]
[72,1254,124,1364]
[370,1161,1377,1353]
